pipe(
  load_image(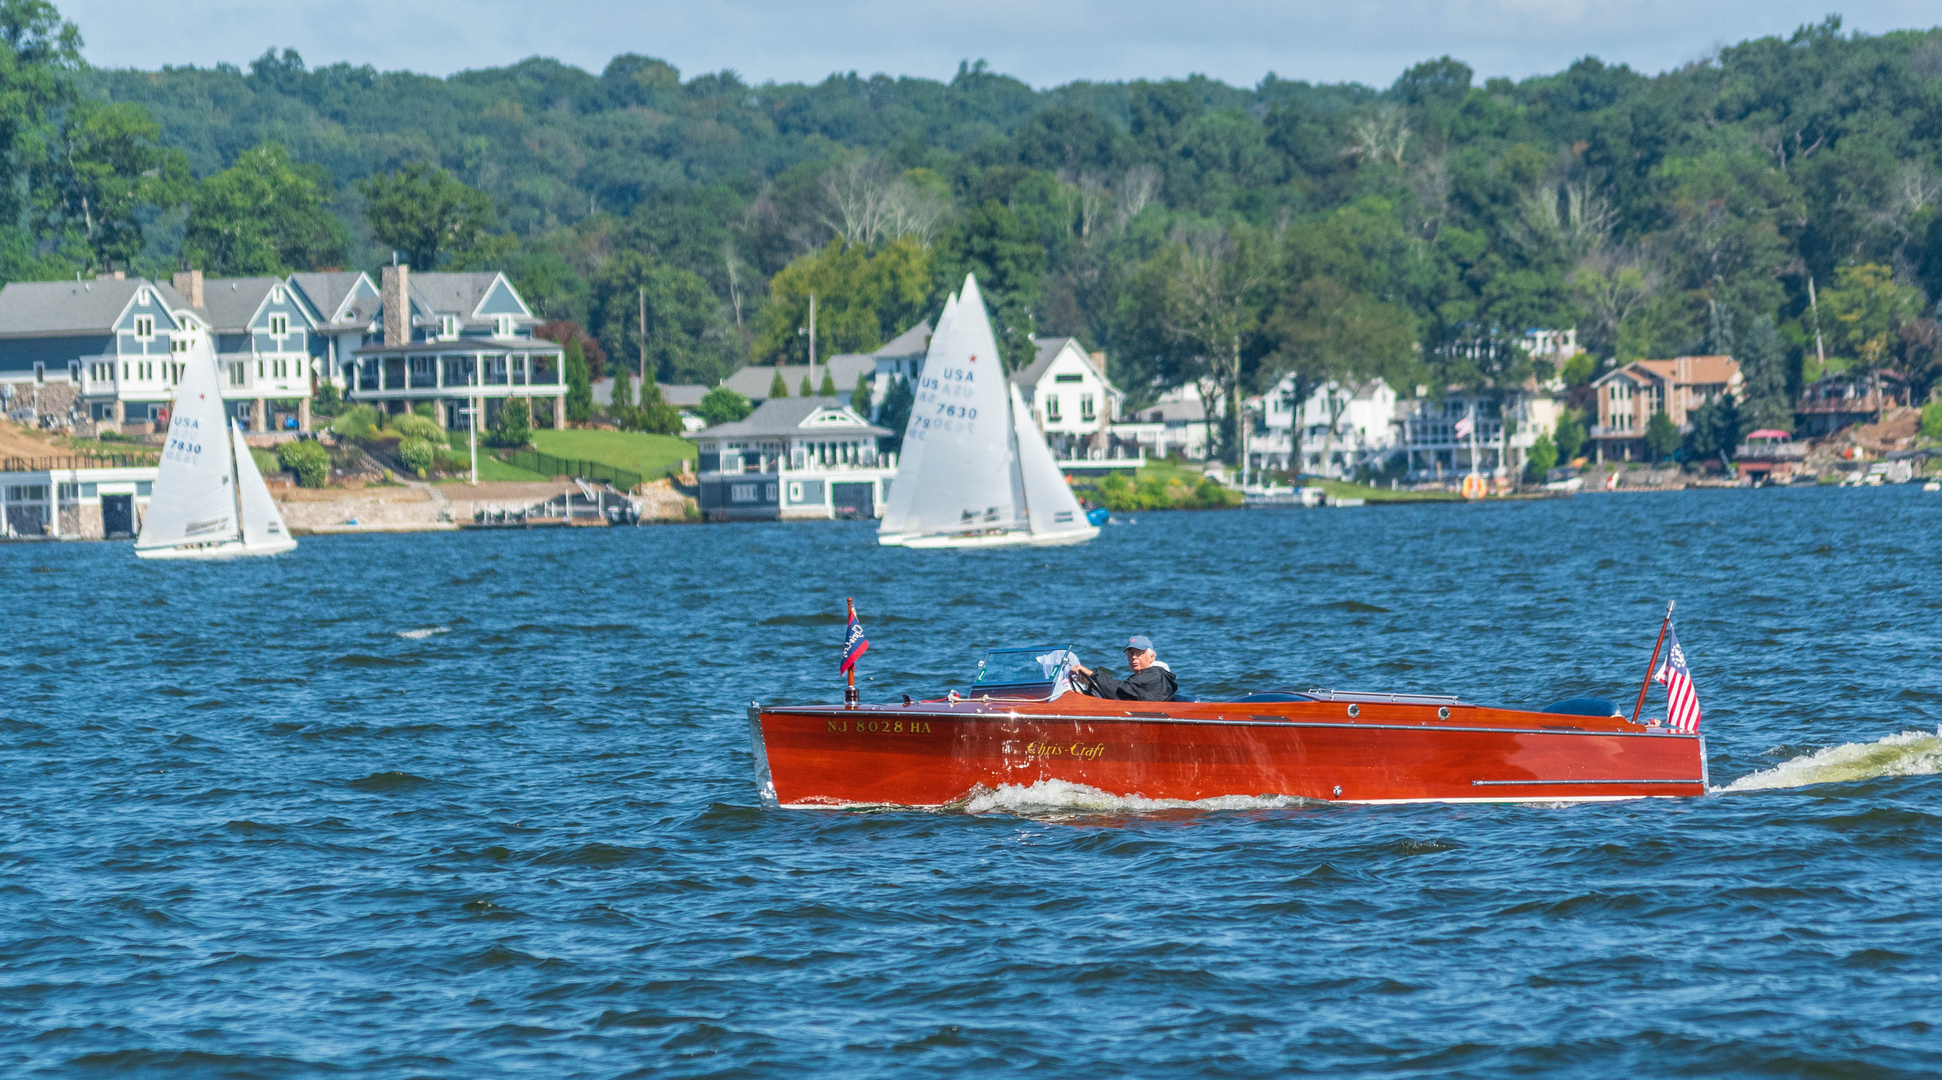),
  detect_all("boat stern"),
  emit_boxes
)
[747,702,778,805]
